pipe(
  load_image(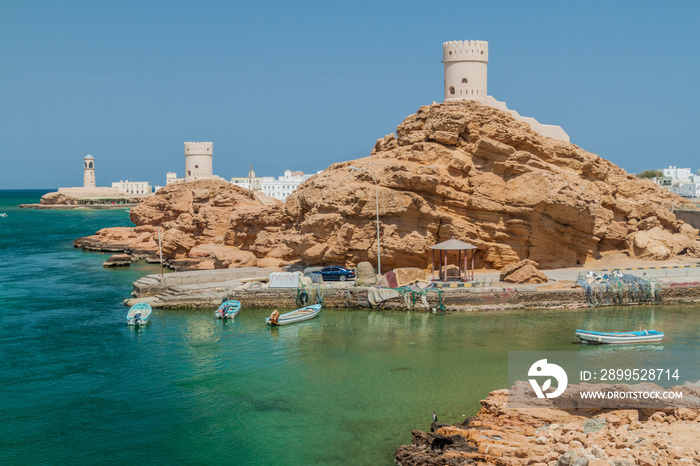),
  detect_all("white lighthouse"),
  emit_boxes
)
[184,142,213,181]
[83,154,95,188]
